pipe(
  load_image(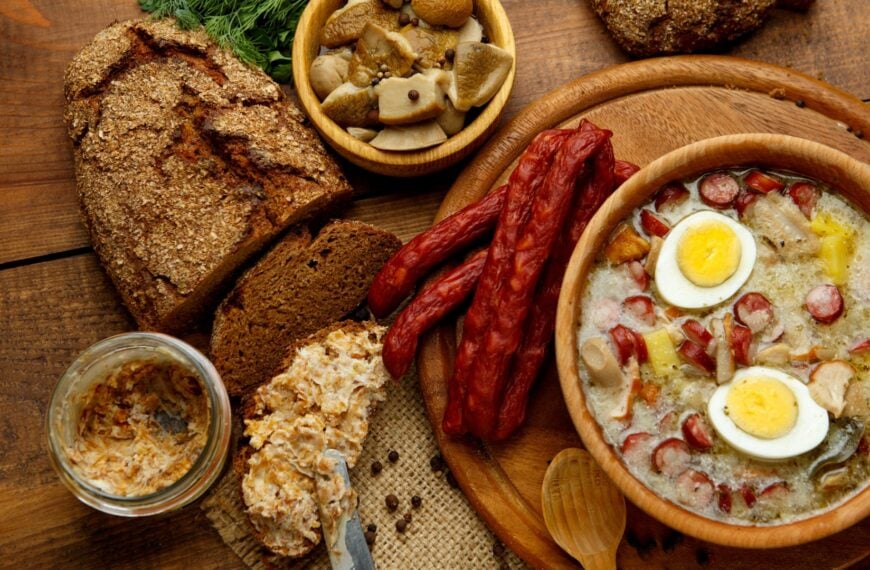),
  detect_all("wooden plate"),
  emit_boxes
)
[417,56,870,569]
